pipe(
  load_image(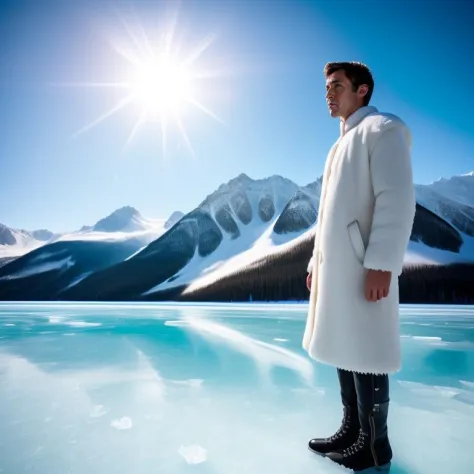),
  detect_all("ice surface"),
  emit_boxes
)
[0,302,473,474]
